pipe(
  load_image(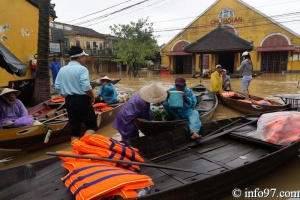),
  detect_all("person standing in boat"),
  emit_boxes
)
[55,46,98,142]
[97,76,118,104]
[113,83,167,141]
[237,51,253,101]
[221,69,231,91]
[0,88,34,126]
[163,77,202,140]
